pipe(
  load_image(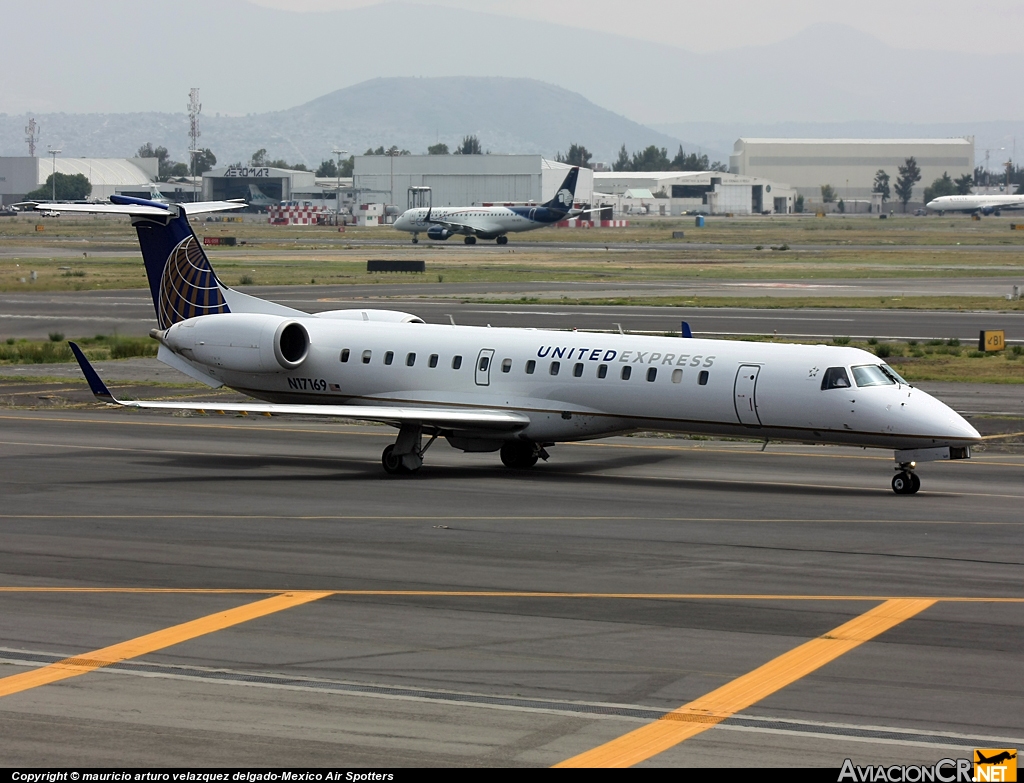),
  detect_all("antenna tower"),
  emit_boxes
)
[25,118,39,157]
